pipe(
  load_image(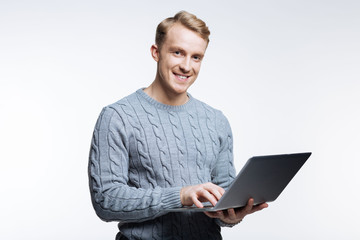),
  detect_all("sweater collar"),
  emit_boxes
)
[136,88,195,112]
